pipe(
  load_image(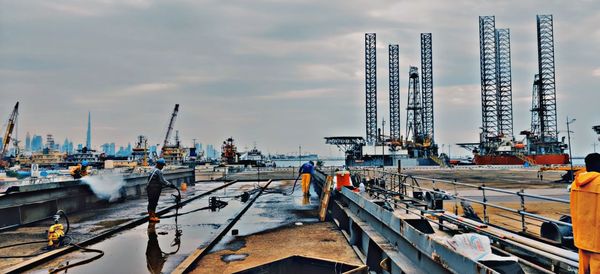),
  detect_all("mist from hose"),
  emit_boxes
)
[81,174,127,202]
